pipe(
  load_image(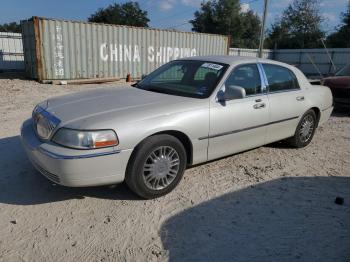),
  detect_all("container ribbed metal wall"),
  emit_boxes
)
[0,32,24,71]
[21,17,229,81]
